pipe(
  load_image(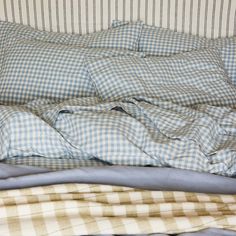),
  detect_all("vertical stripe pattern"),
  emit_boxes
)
[0,0,235,38]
